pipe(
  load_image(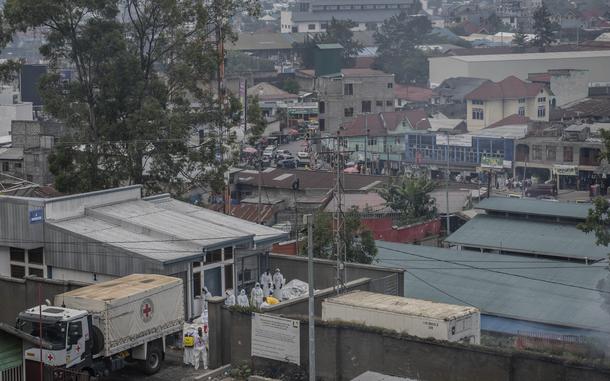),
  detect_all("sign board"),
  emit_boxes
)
[251,313,300,365]
[436,134,472,147]
[553,165,577,176]
[29,209,44,224]
[481,155,503,169]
